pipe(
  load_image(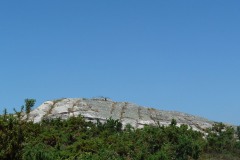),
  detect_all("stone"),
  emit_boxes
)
[27,98,215,132]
